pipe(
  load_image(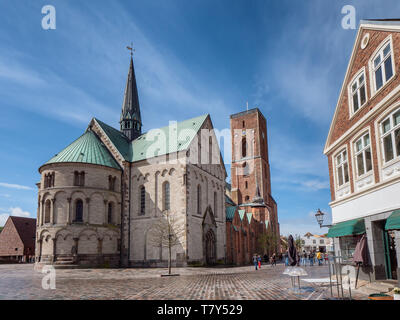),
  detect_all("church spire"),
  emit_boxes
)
[120,47,142,141]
